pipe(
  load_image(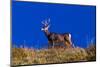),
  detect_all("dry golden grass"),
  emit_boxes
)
[11,45,96,66]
